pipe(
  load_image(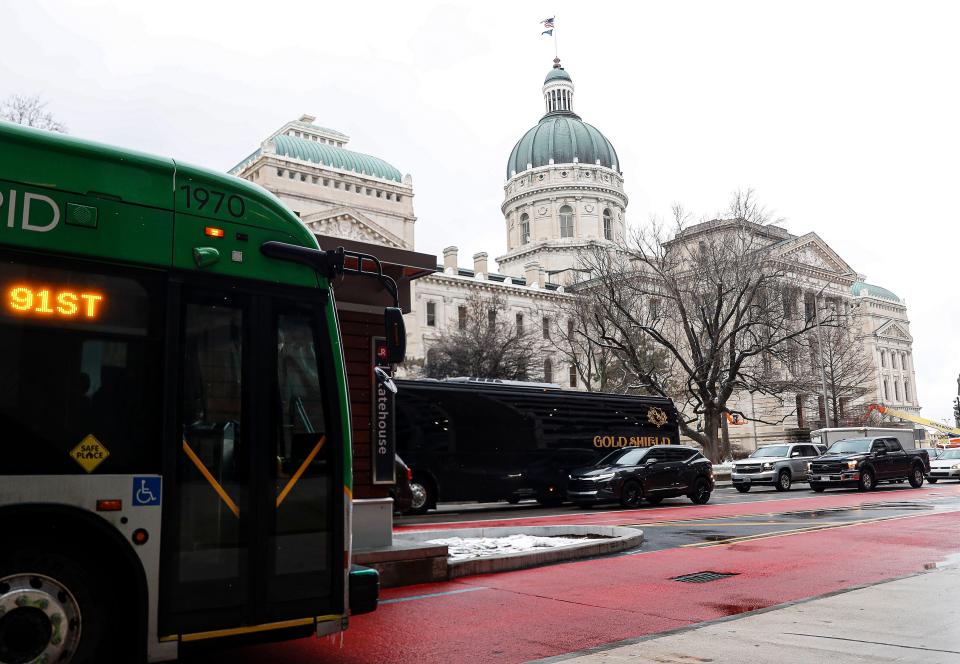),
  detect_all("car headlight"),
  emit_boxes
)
[762,462,775,470]
[846,460,859,470]
[807,462,812,471]
[951,464,960,470]
[592,472,616,482]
